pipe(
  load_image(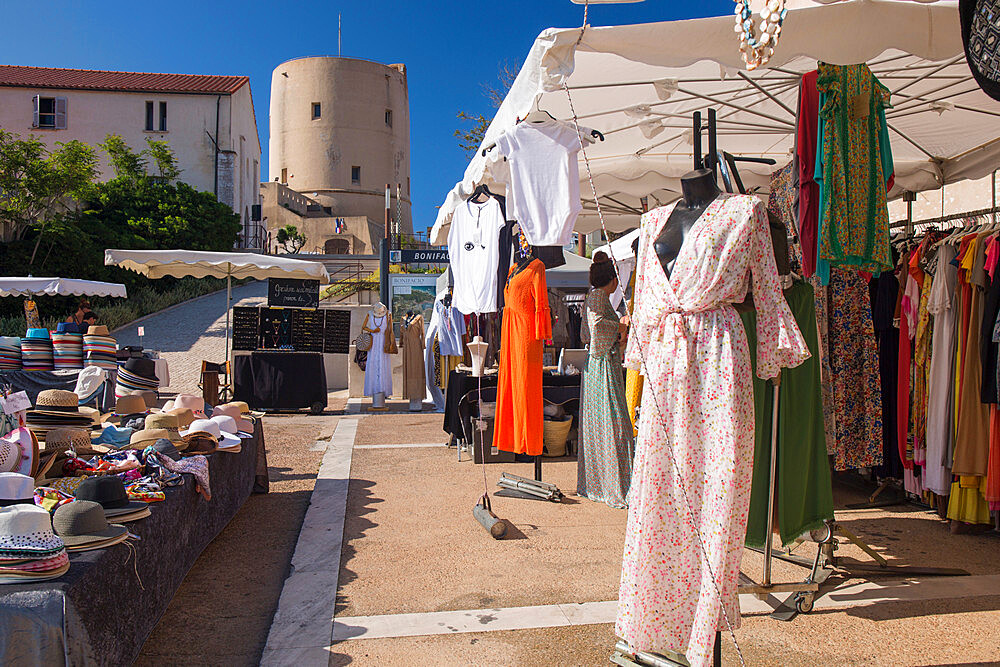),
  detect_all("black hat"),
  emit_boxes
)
[122,357,159,381]
[961,0,1000,102]
[151,437,181,461]
[74,476,147,517]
